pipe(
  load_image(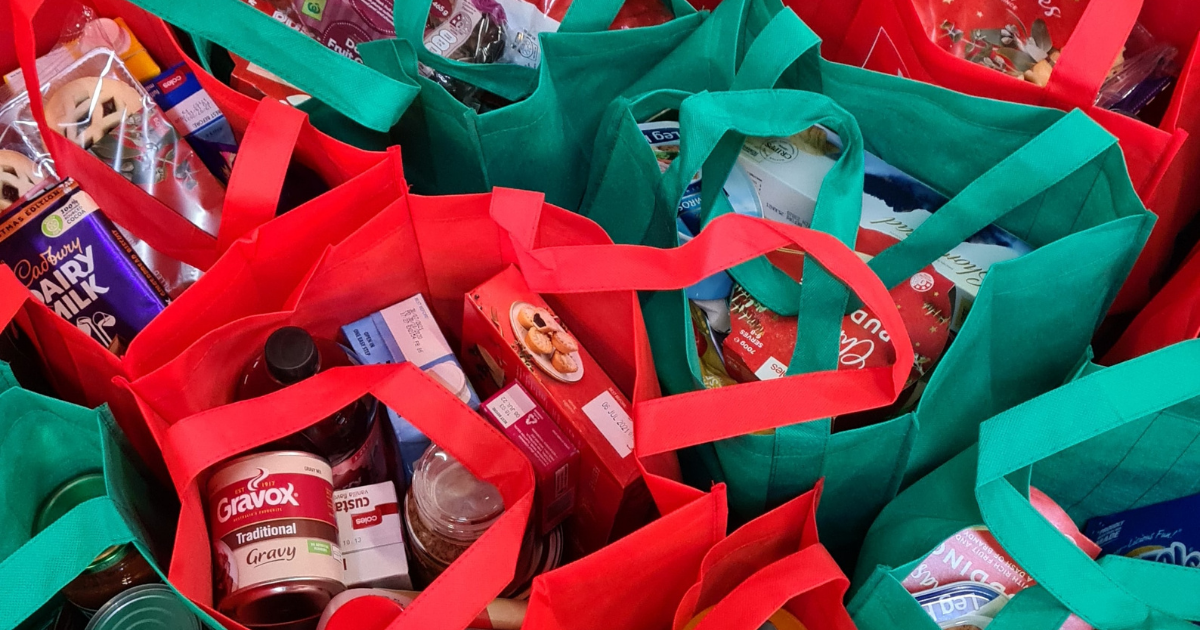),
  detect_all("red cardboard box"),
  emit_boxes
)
[481,382,580,535]
[462,266,653,558]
